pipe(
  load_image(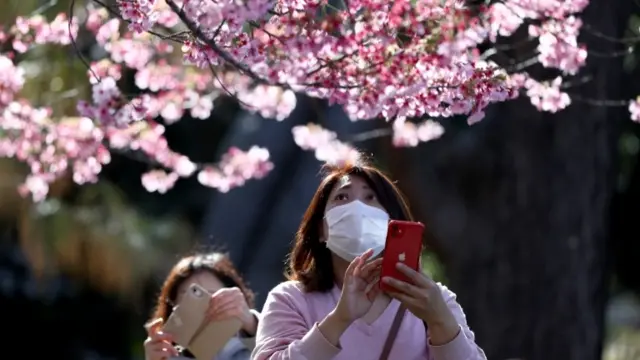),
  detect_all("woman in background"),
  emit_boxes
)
[253,156,486,360]
[144,252,259,360]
